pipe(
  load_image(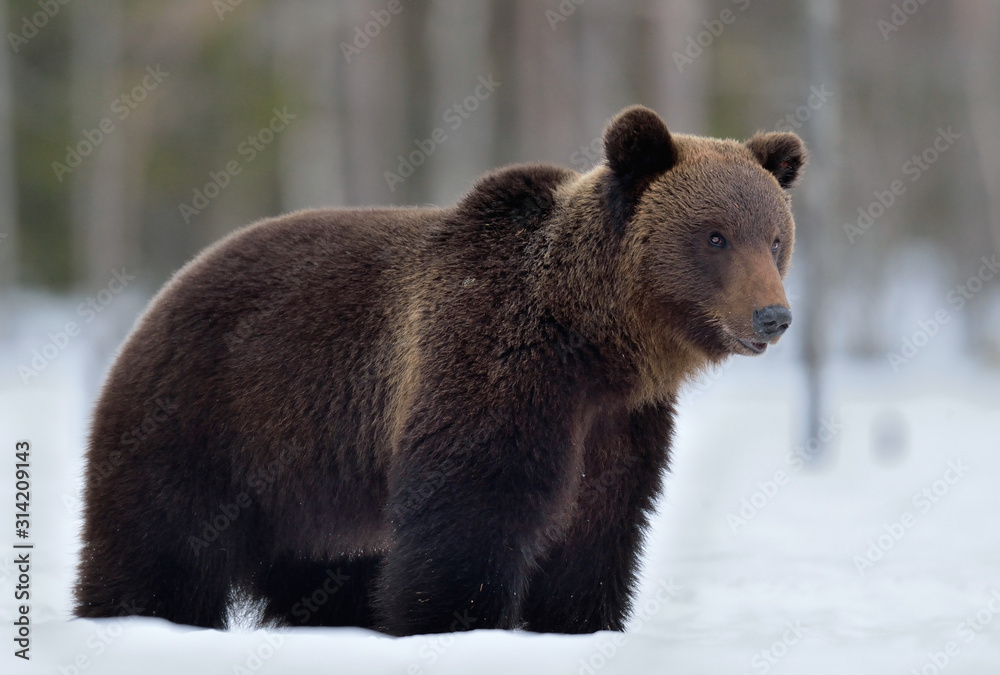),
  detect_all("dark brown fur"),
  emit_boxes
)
[75,106,806,635]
